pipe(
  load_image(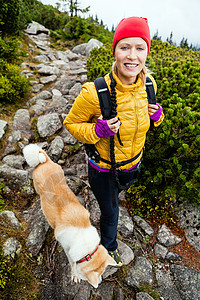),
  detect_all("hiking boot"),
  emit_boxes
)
[108,249,122,267]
